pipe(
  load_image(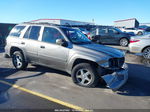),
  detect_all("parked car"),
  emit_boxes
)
[139,25,150,32]
[89,26,130,47]
[129,34,150,59]
[120,28,145,35]
[5,23,128,90]
[72,27,91,38]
